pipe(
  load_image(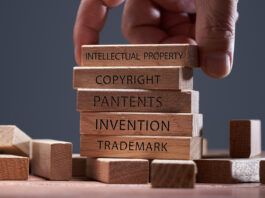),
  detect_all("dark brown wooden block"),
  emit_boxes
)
[230,120,261,158]
[151,160,196,188]
[72,154,87,178]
